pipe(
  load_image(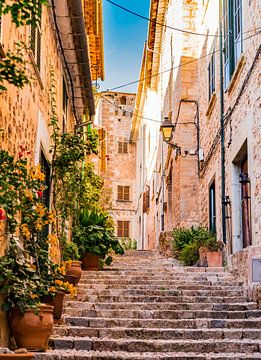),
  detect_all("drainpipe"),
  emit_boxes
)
[219,2,226,244]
